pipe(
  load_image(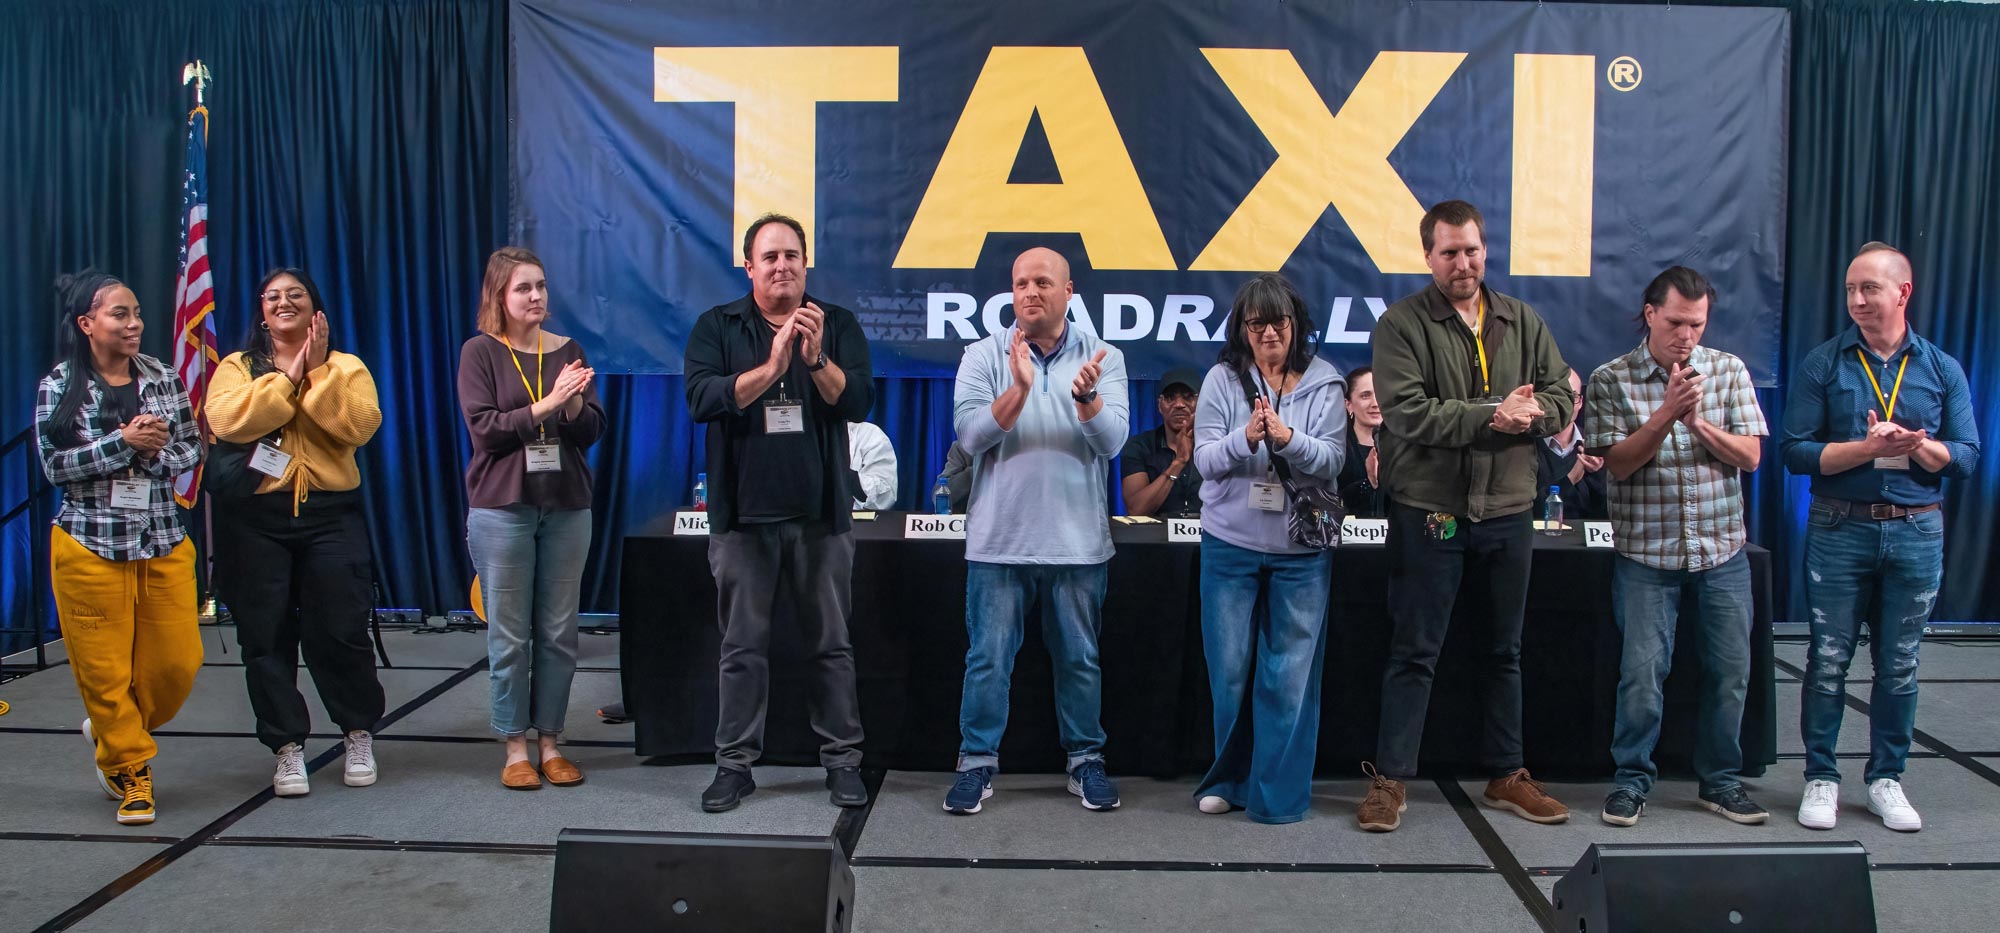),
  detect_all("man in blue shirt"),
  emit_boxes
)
[1781,242,1981,833]
[945,246,1129,815]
